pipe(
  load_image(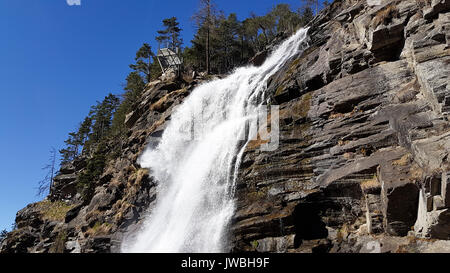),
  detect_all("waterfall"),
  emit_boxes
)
[121,28,309,253]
